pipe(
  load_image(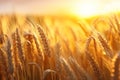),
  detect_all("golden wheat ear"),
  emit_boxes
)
[4,35,14,79]
[111,52,120,80]
[33,35,43,61]
[85,37,103,80]
[36,24,51,75]
[0,48,9,80]
[60,57,77,80]
[36,24,51,57]
[15,28,25,63]
[97,33,113,58]
[92,30,113,58]
[68,57,92,80]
